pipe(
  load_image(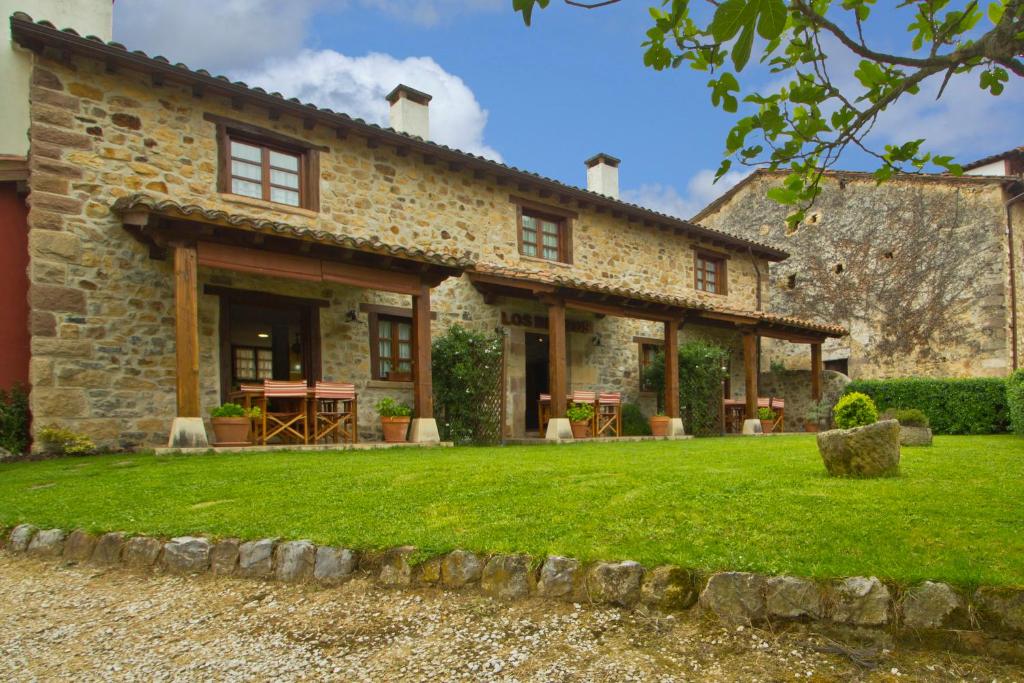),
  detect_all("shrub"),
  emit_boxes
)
[431,325,505,444]
[566,402,595,423]
[757,407,776,421]
[37,425,96,456]
[210,403,259,419]
[844,378,1008,434]
[1009,370,1024,435]
[621,403,651,436]
[833,392,878,429]
[375,397,412,418]
[0,384,30,455]
[881,407,930,428]
[643,341,728,436]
